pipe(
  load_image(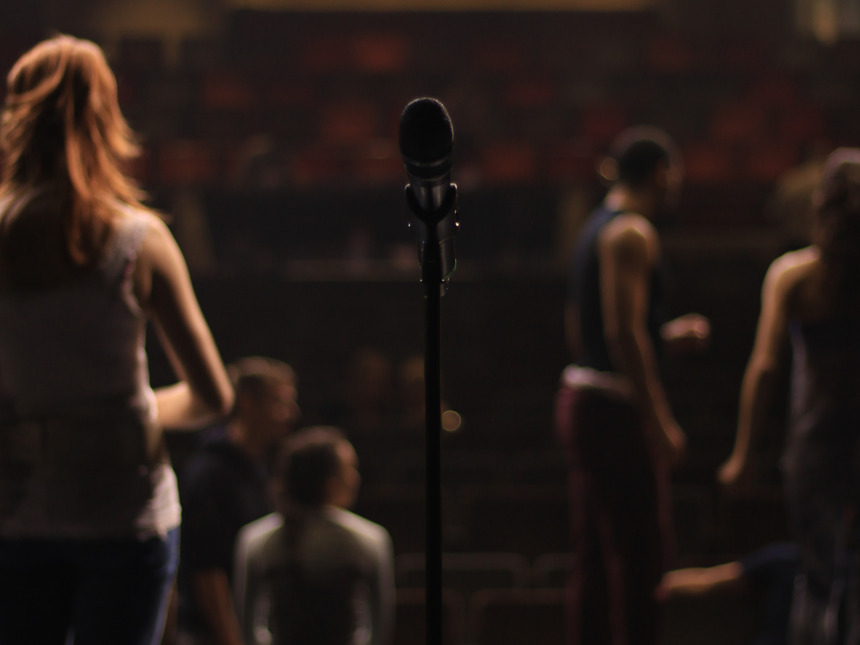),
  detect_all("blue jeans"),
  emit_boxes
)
[0,528,179,645]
